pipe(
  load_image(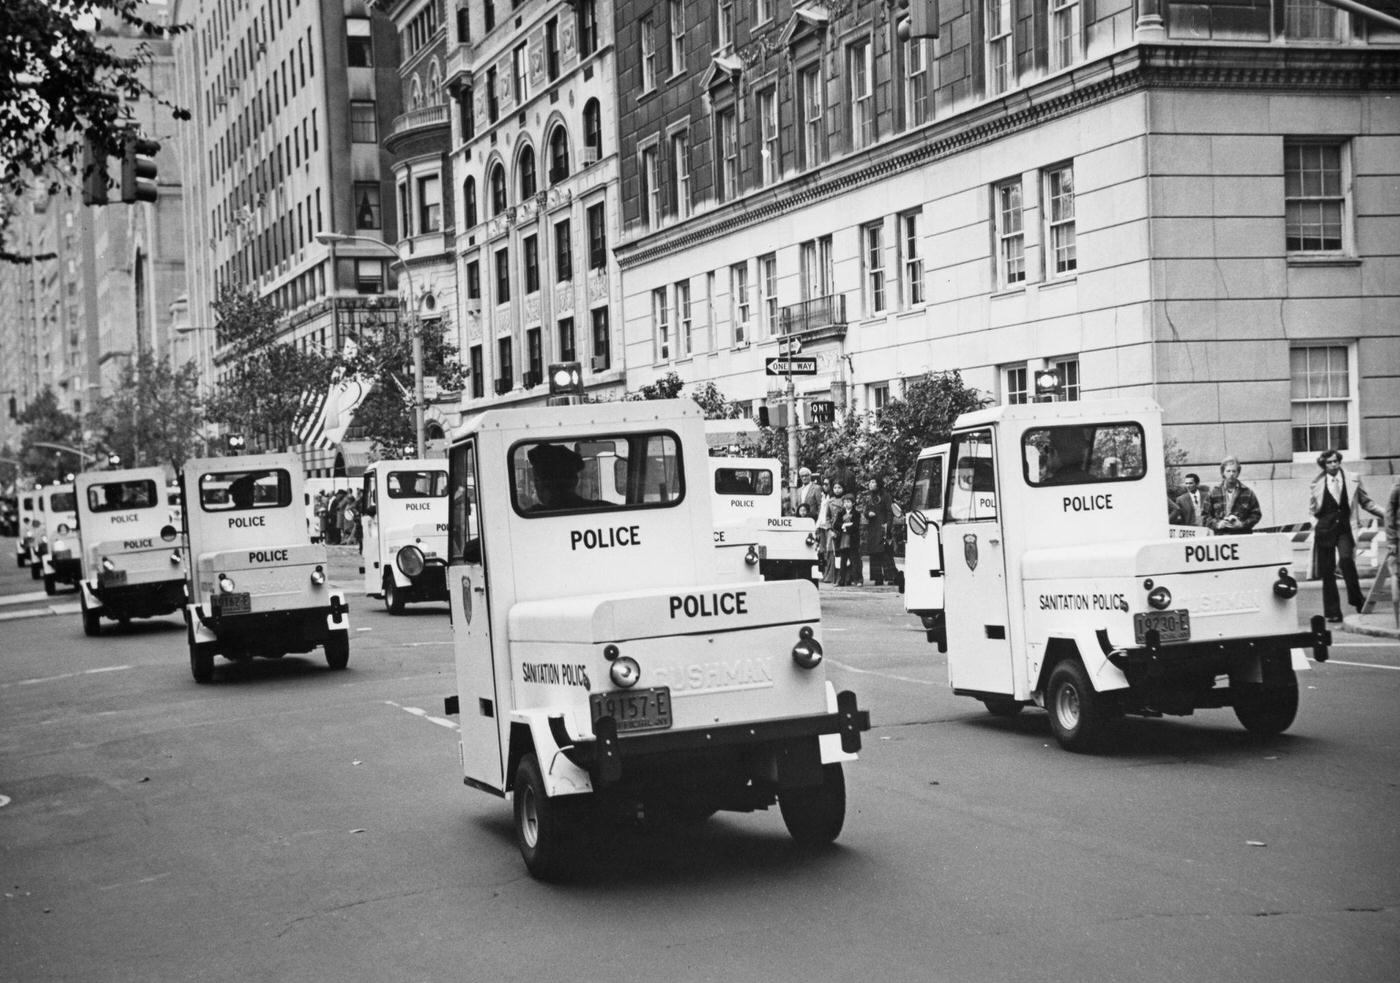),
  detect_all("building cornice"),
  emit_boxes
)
[615,43,1400,271]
